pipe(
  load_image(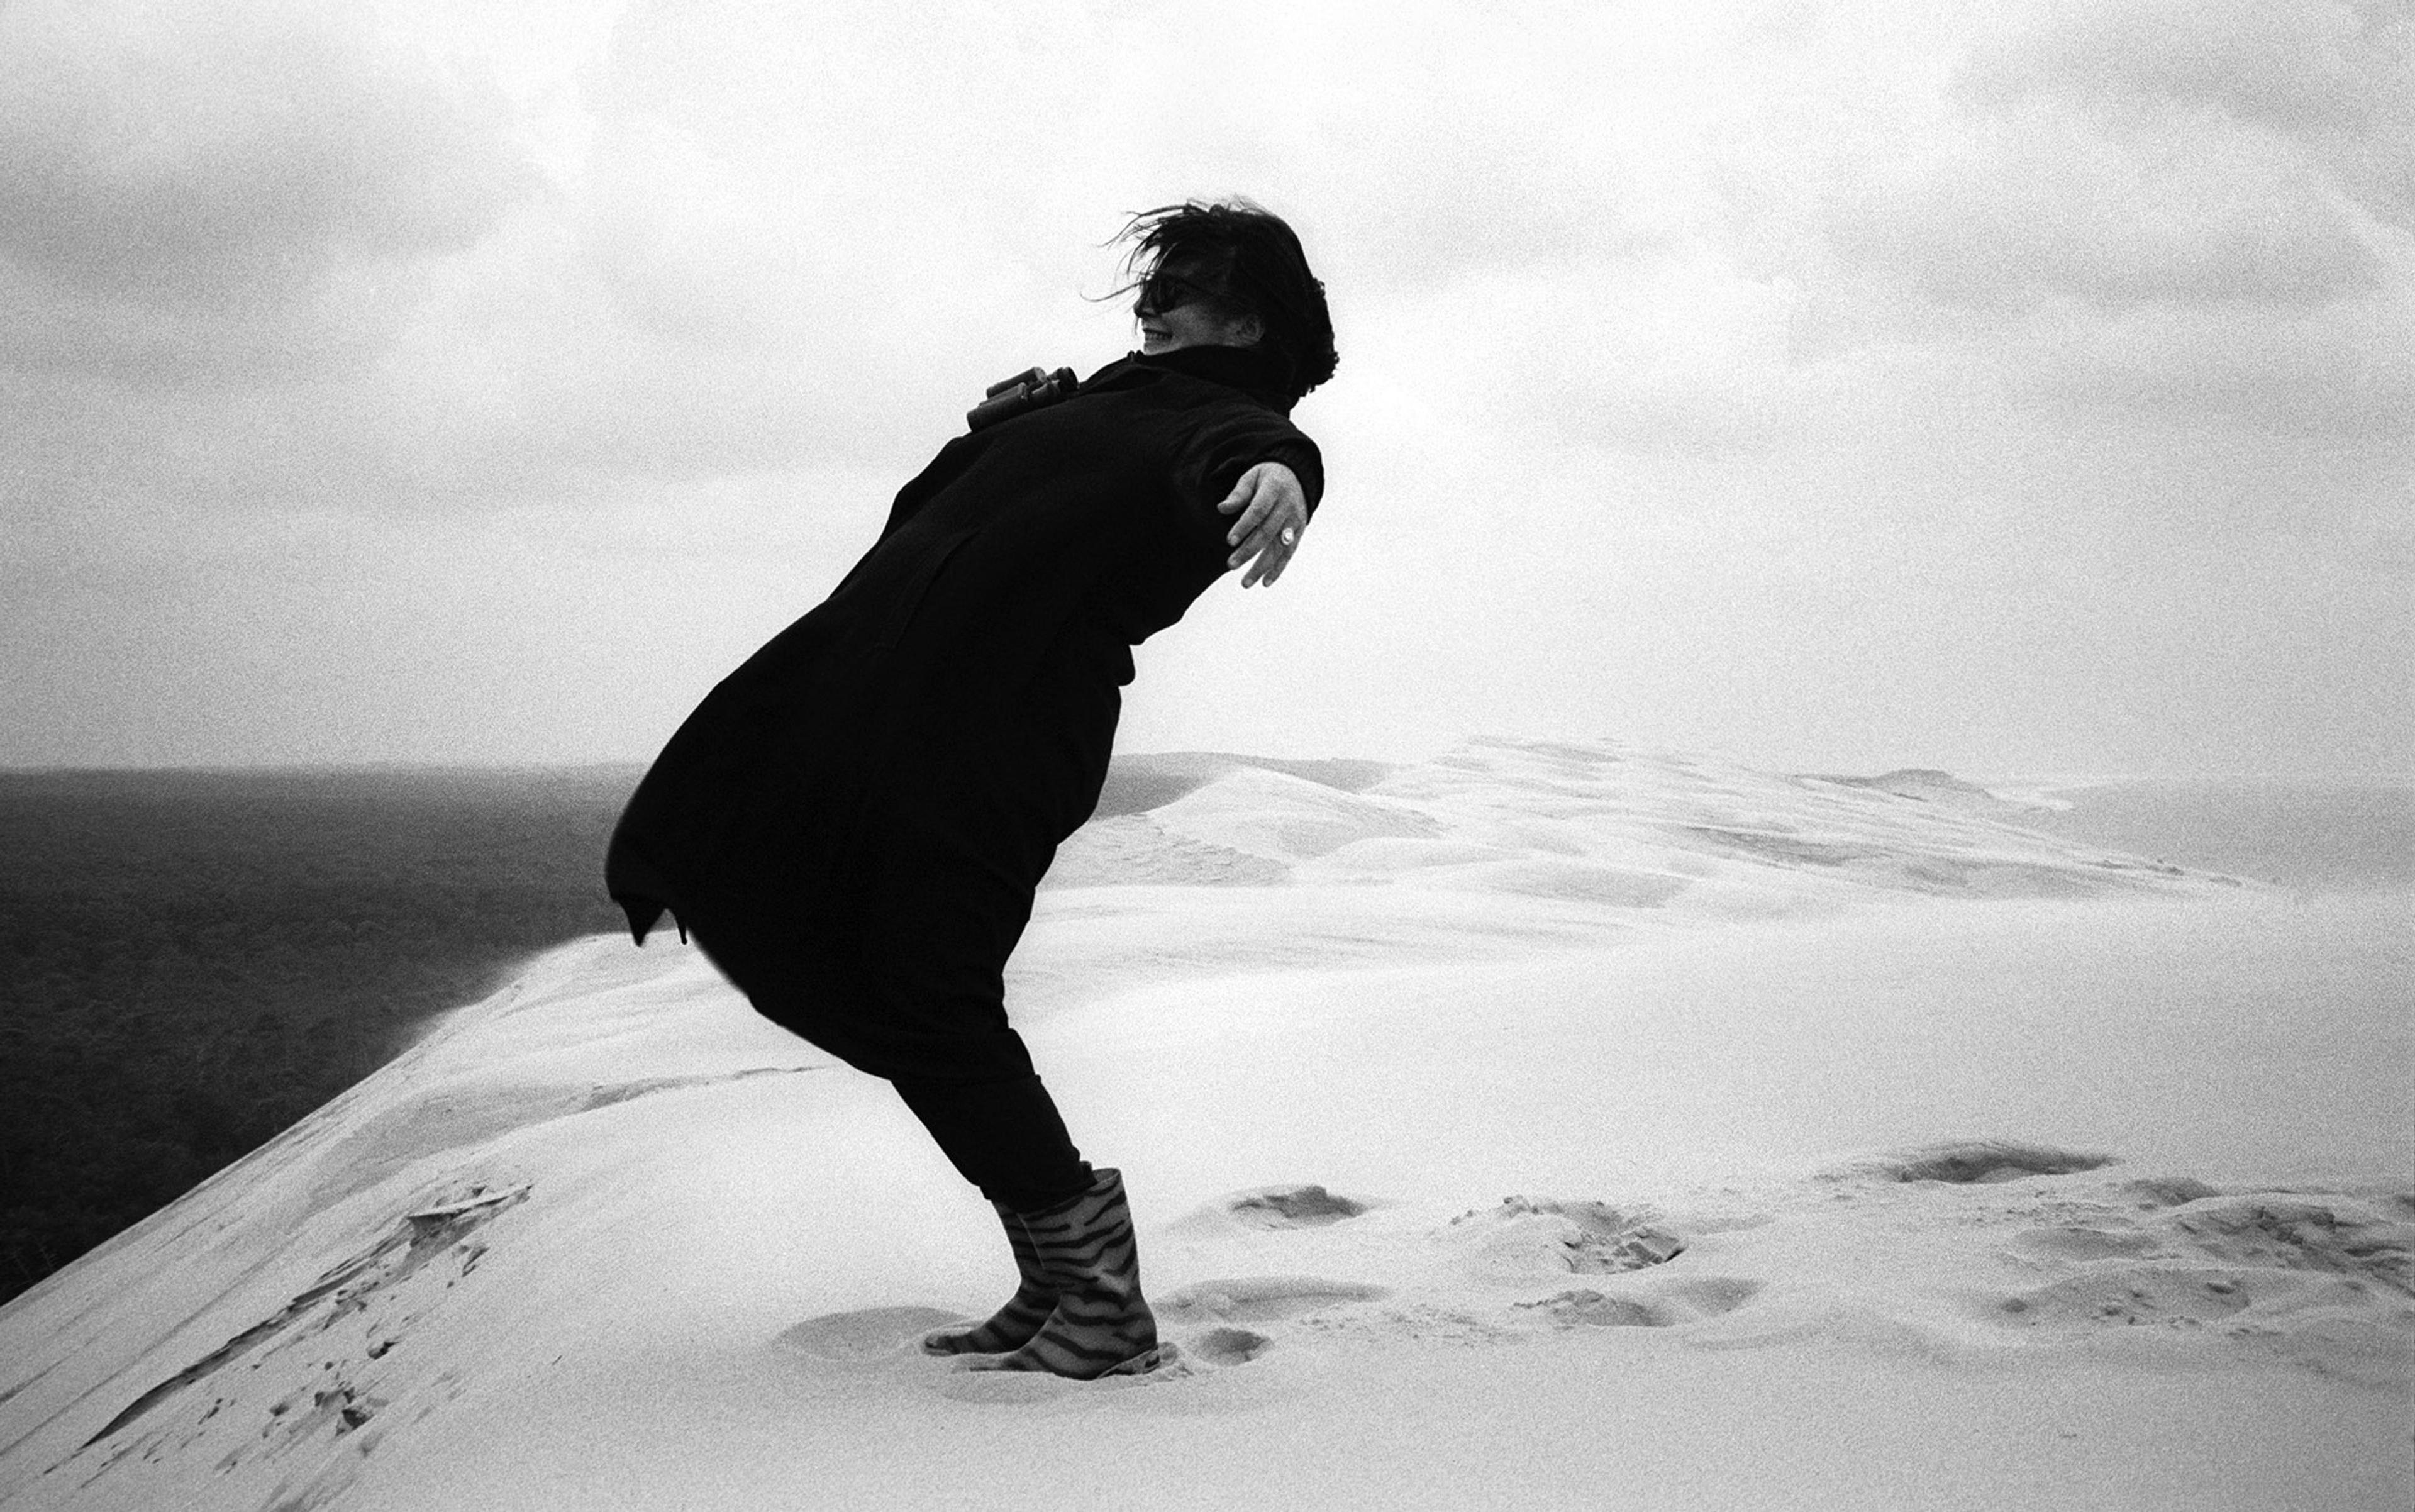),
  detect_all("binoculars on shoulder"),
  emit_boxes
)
[967,366,1079,431]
